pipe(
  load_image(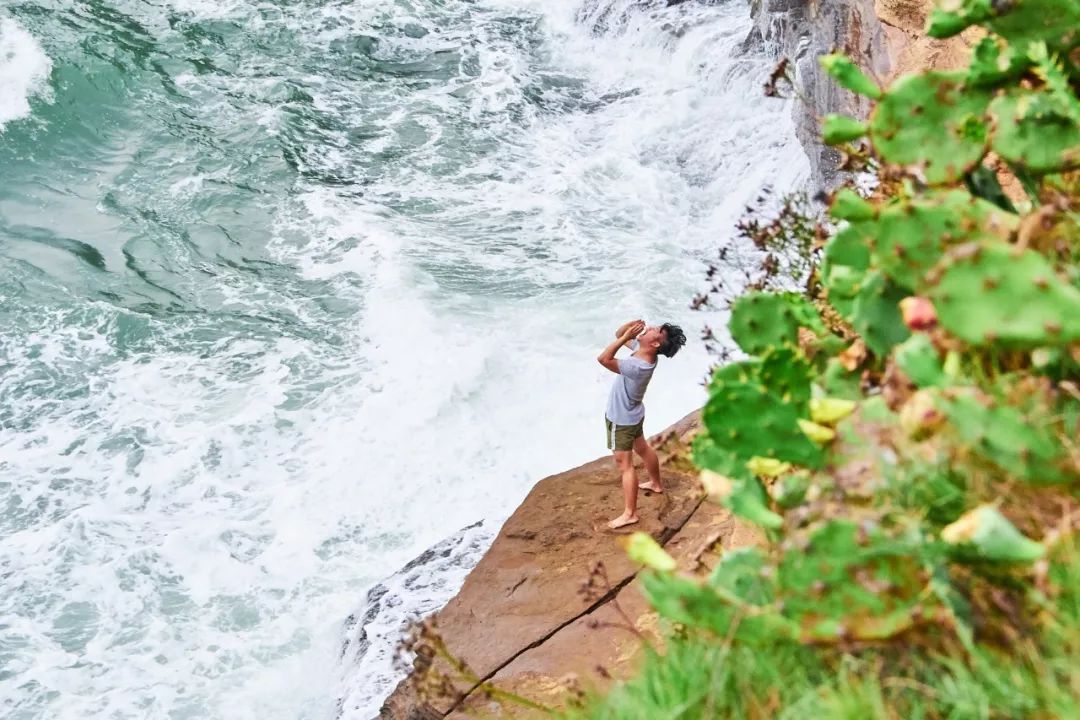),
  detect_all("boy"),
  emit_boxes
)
[597,318,686,529]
